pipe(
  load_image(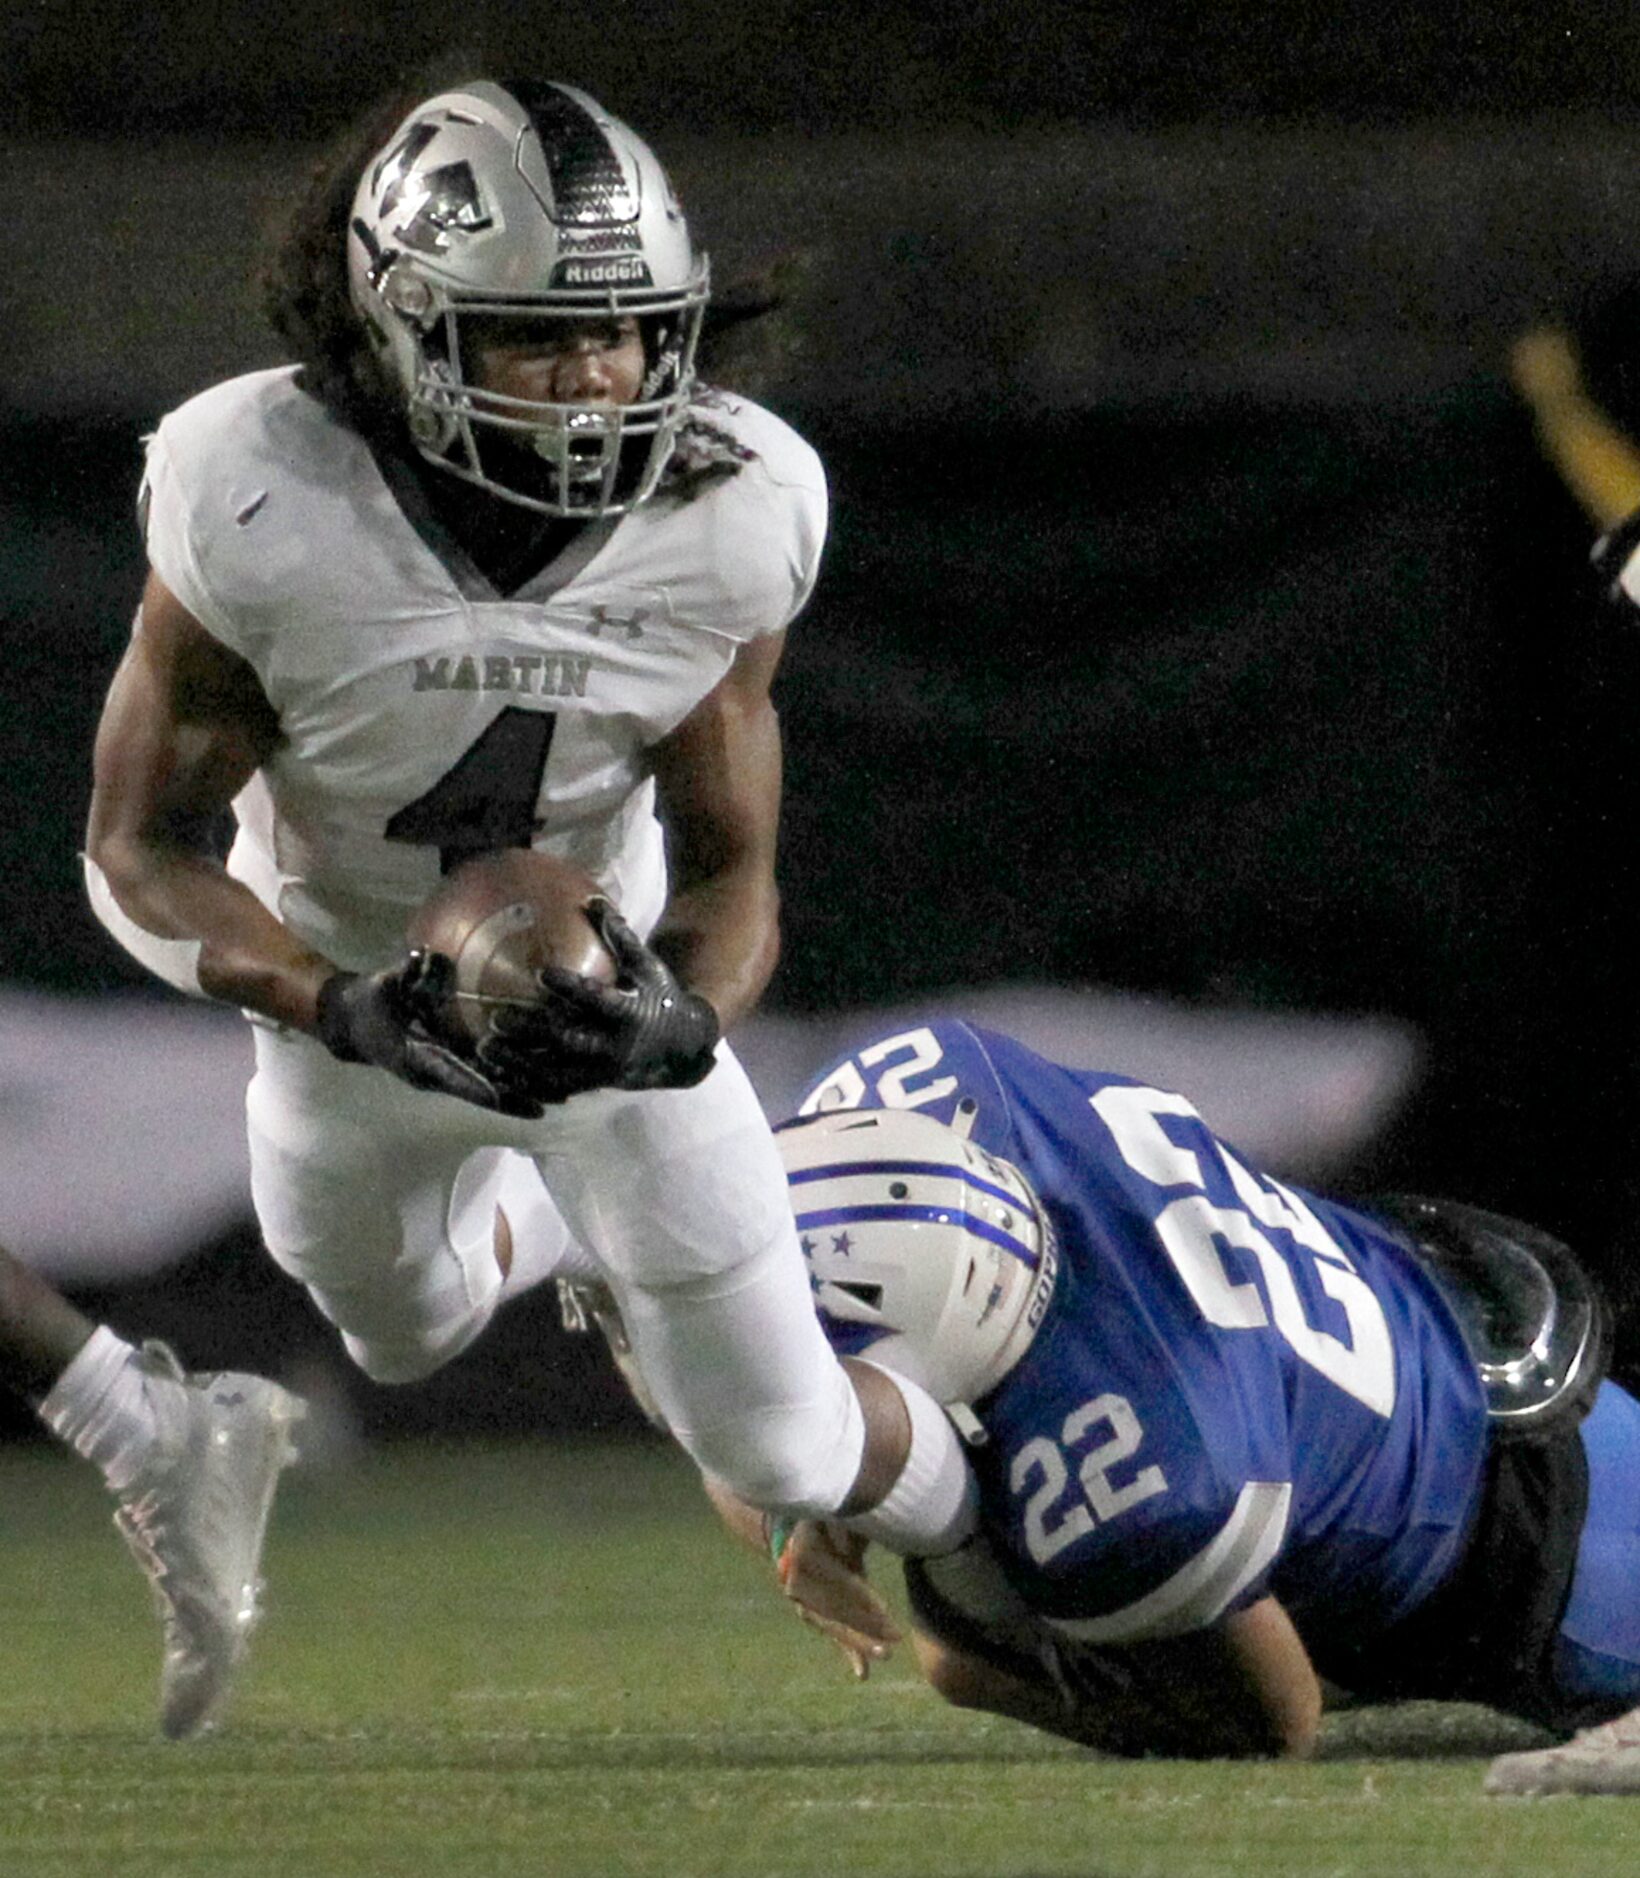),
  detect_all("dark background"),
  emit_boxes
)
[7,2,1640,1430]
